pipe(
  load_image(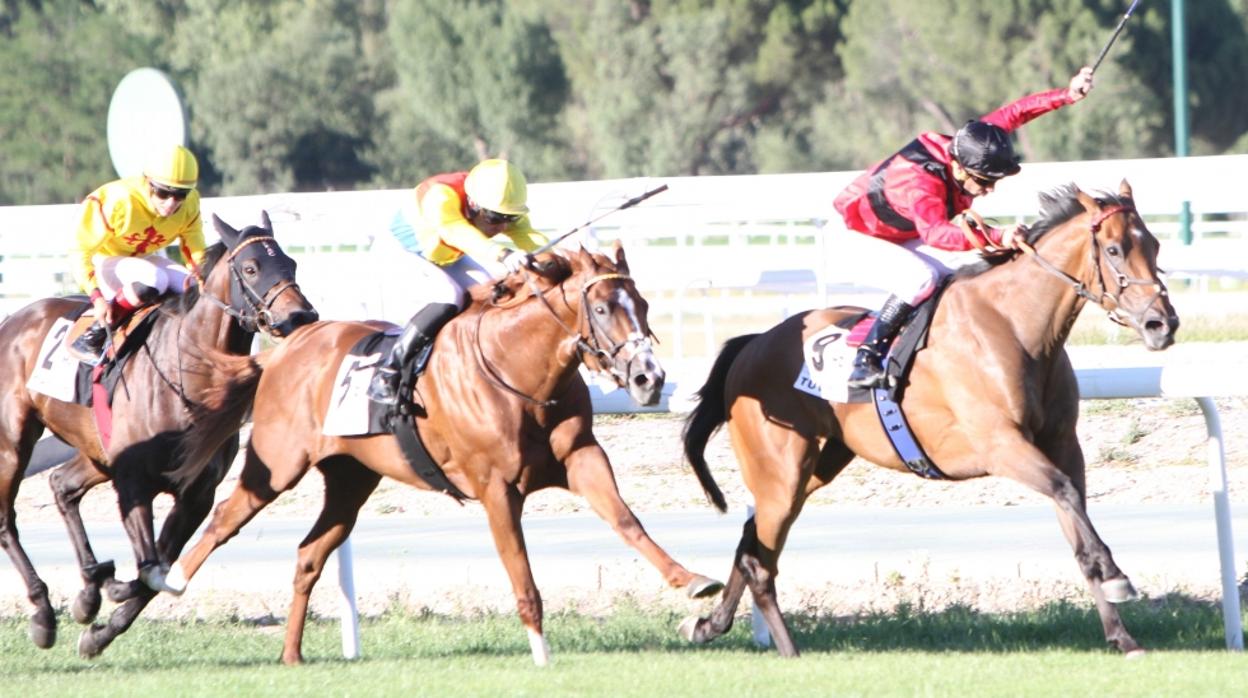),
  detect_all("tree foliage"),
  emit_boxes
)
[2,0,1247,204]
